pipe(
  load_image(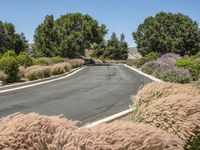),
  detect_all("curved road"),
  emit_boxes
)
[0,64,151,124]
